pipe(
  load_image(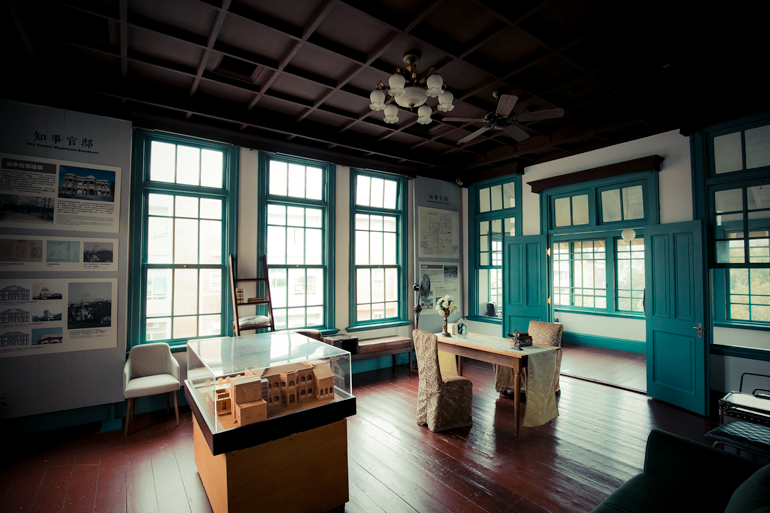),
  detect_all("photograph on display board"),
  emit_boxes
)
[83,241,113,263]
[0,283,32,301]
[58,166,116,202]
[0,194,54,224]
[46,240,80,262]
[0,238,43,262]
[30,303,62,322]
[31,327,63,345]
[67,281,112,329]
[0,307,30,324]
[0,328,30,347]
[33,282,63,300]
